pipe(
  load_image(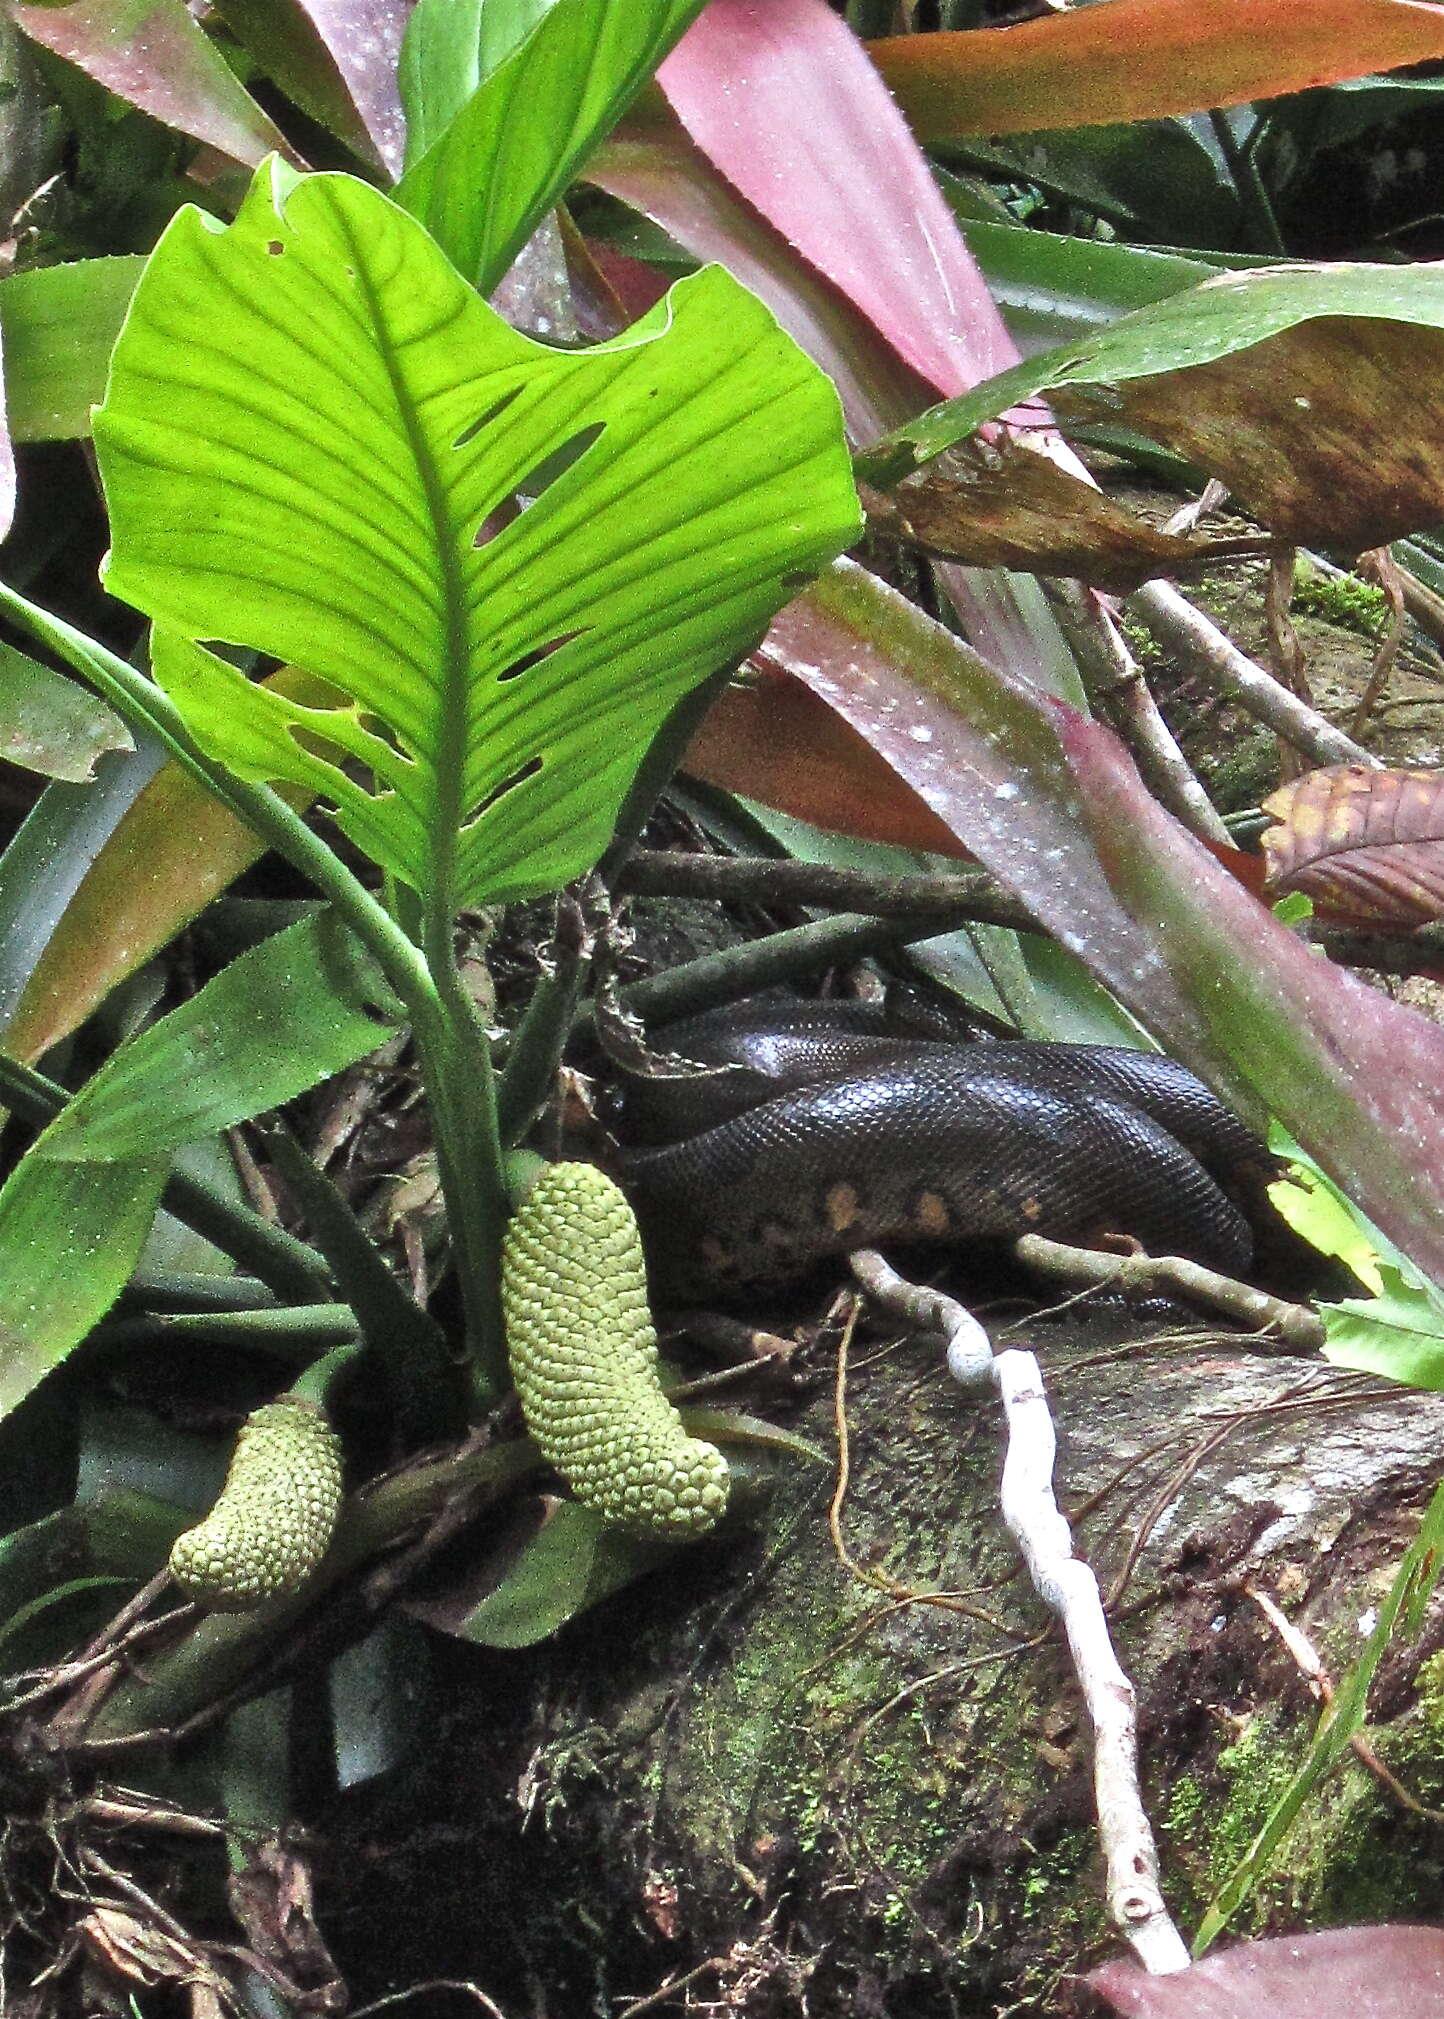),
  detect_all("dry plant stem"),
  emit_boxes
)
[1349,546,1408,738]
[1046,581,1231,846]
[1131,580,1375,768]
[616,849,1035,926]
[1011,1234,1325,1350]
[847,1250,1190,1974]
[1245,1583,1444,1821]
[1161,478,1230,540]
